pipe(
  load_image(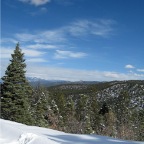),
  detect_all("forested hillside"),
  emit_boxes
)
[28,80,144,141]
